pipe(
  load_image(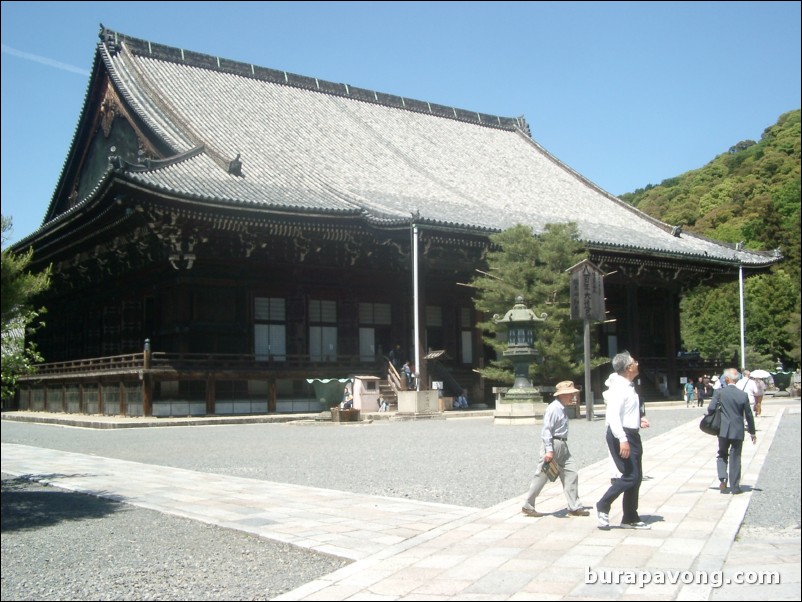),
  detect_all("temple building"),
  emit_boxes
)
[10,27,780,416]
